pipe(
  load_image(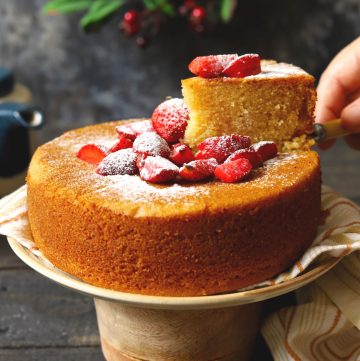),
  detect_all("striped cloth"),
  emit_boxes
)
[261,187,360,361]
[1,185,360,360]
